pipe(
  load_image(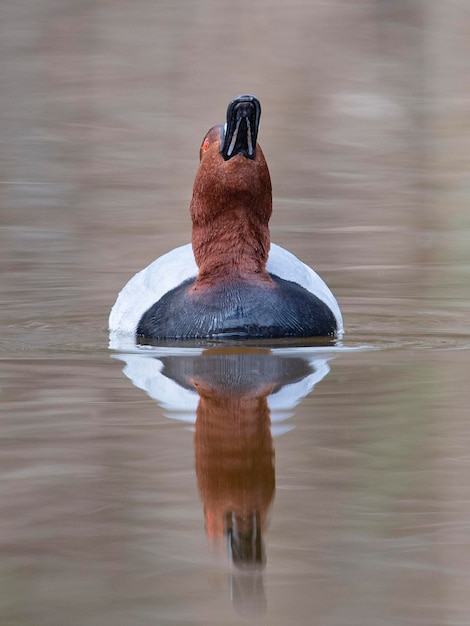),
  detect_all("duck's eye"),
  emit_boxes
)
[202,137,210,152]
